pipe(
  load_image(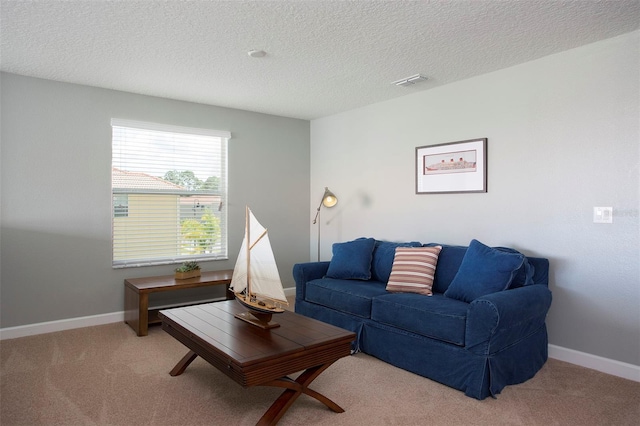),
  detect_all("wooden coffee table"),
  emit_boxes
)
[160,300,355,426]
